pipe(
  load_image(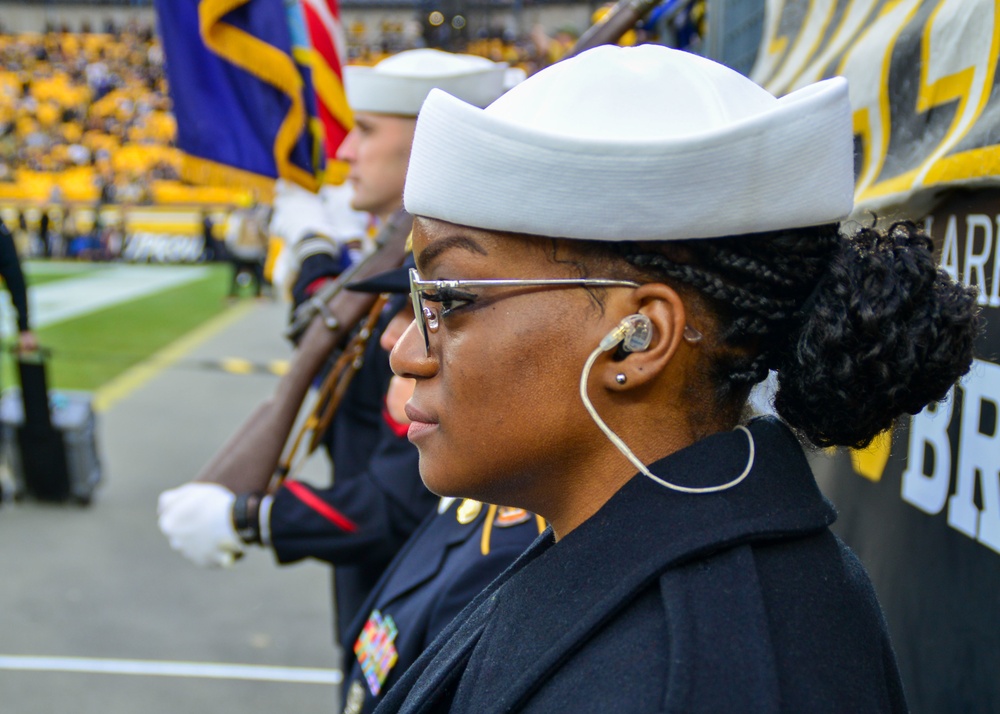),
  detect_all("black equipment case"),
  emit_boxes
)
[0,354,101,504]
